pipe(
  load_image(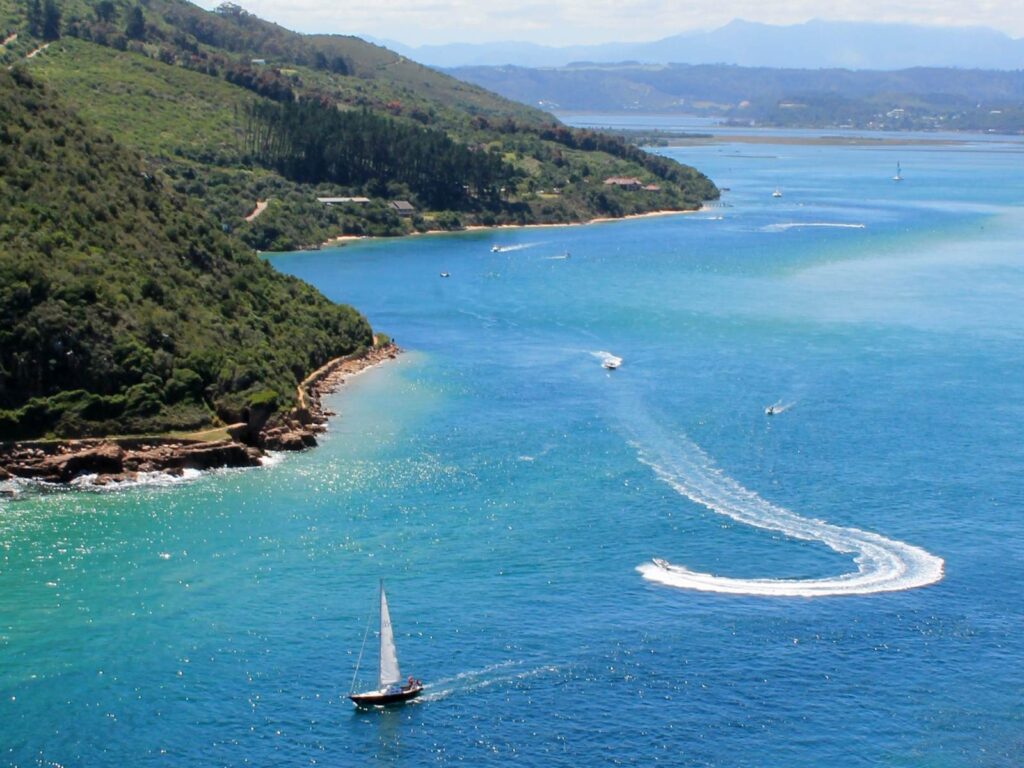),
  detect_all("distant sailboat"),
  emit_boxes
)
[893,162,903,182]
[771,188,783,198]
[349,582,423,708]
